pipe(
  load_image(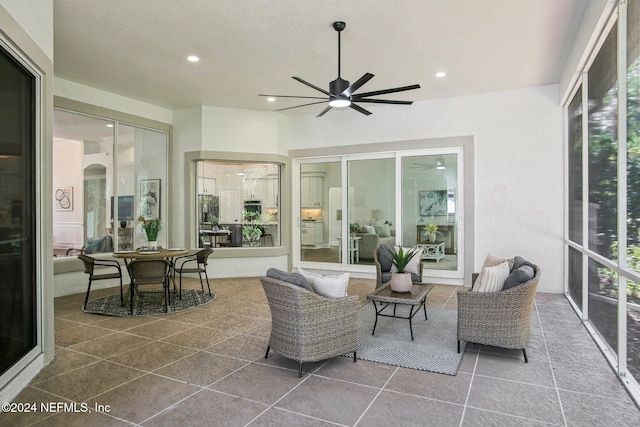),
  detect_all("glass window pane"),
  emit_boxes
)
[588,23,618,260]
[53,110,114,257]
[347,158,395,264]
[118,124,168,248]
[0,45,36,375]
[300,162,340,262]
[403,154,458,270]
[568,87,583,244]
[588,259,618,352]
[196,161,281,248]
[568,246,583,310]
[628,0,640,272]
